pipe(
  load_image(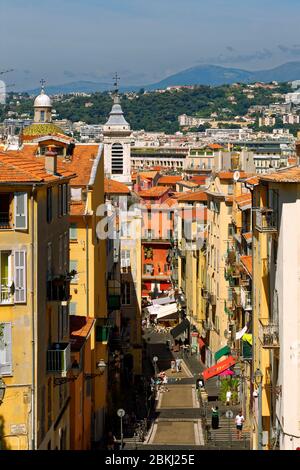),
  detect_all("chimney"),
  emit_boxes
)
[45,147,57,175]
